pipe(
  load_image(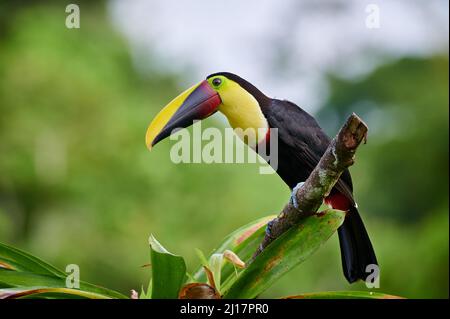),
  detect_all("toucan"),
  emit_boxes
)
[145,72,378,283]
